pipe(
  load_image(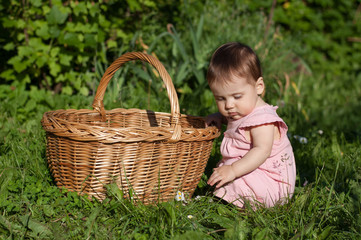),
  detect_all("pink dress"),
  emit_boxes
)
[214,105,296,208]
